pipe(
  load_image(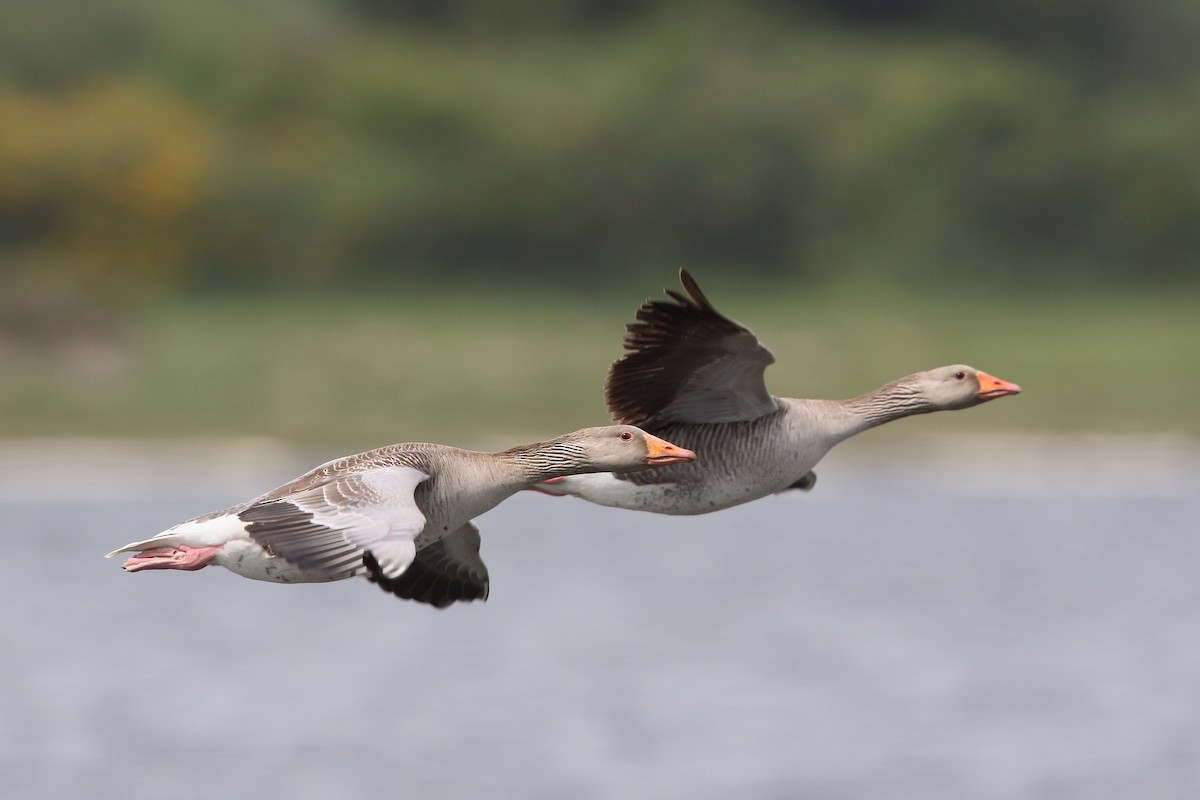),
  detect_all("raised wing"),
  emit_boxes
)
[604,269,778,426]
[240,466,429,581]
[364,522,489,608]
